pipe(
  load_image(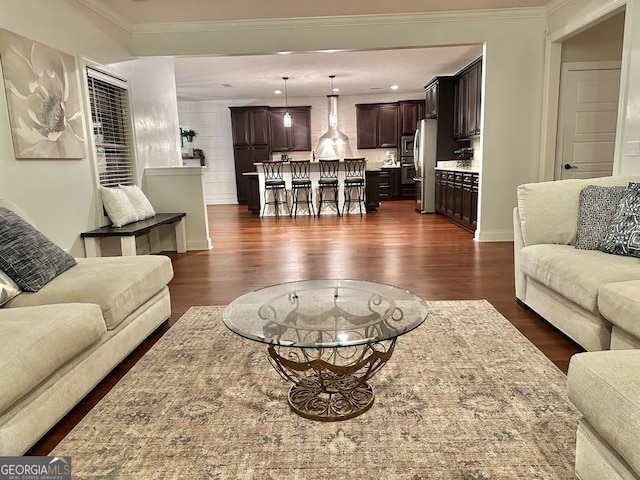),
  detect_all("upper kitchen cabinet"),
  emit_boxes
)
[230,106,270,146]
[398,100,426,136]
[268,106,312,152]
[356,103,398,149]
[423,76,469,161]
[454,57,482,140]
